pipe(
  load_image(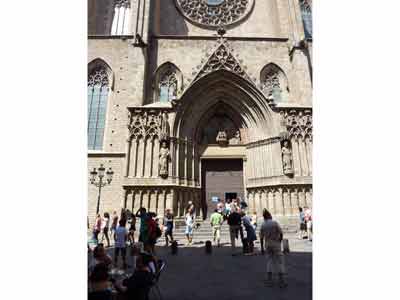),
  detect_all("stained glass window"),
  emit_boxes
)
[88,66,109,150]
[158,69,177,103]
[262,69,282,103]
[300,0,312,39]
